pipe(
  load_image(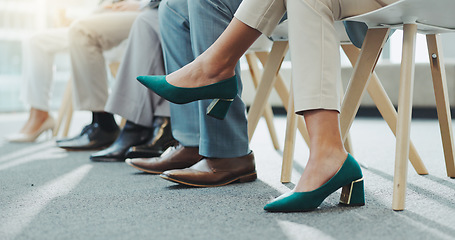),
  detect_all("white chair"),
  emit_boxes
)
[340,0,455,210]
[52,9,127,137]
